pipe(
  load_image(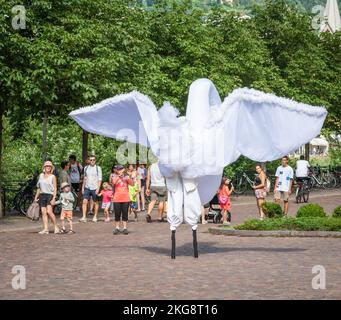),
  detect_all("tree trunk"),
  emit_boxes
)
[305,143,310,161]
[0,107,4,218]
[82,130,88,166]
[42,109,48,161]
